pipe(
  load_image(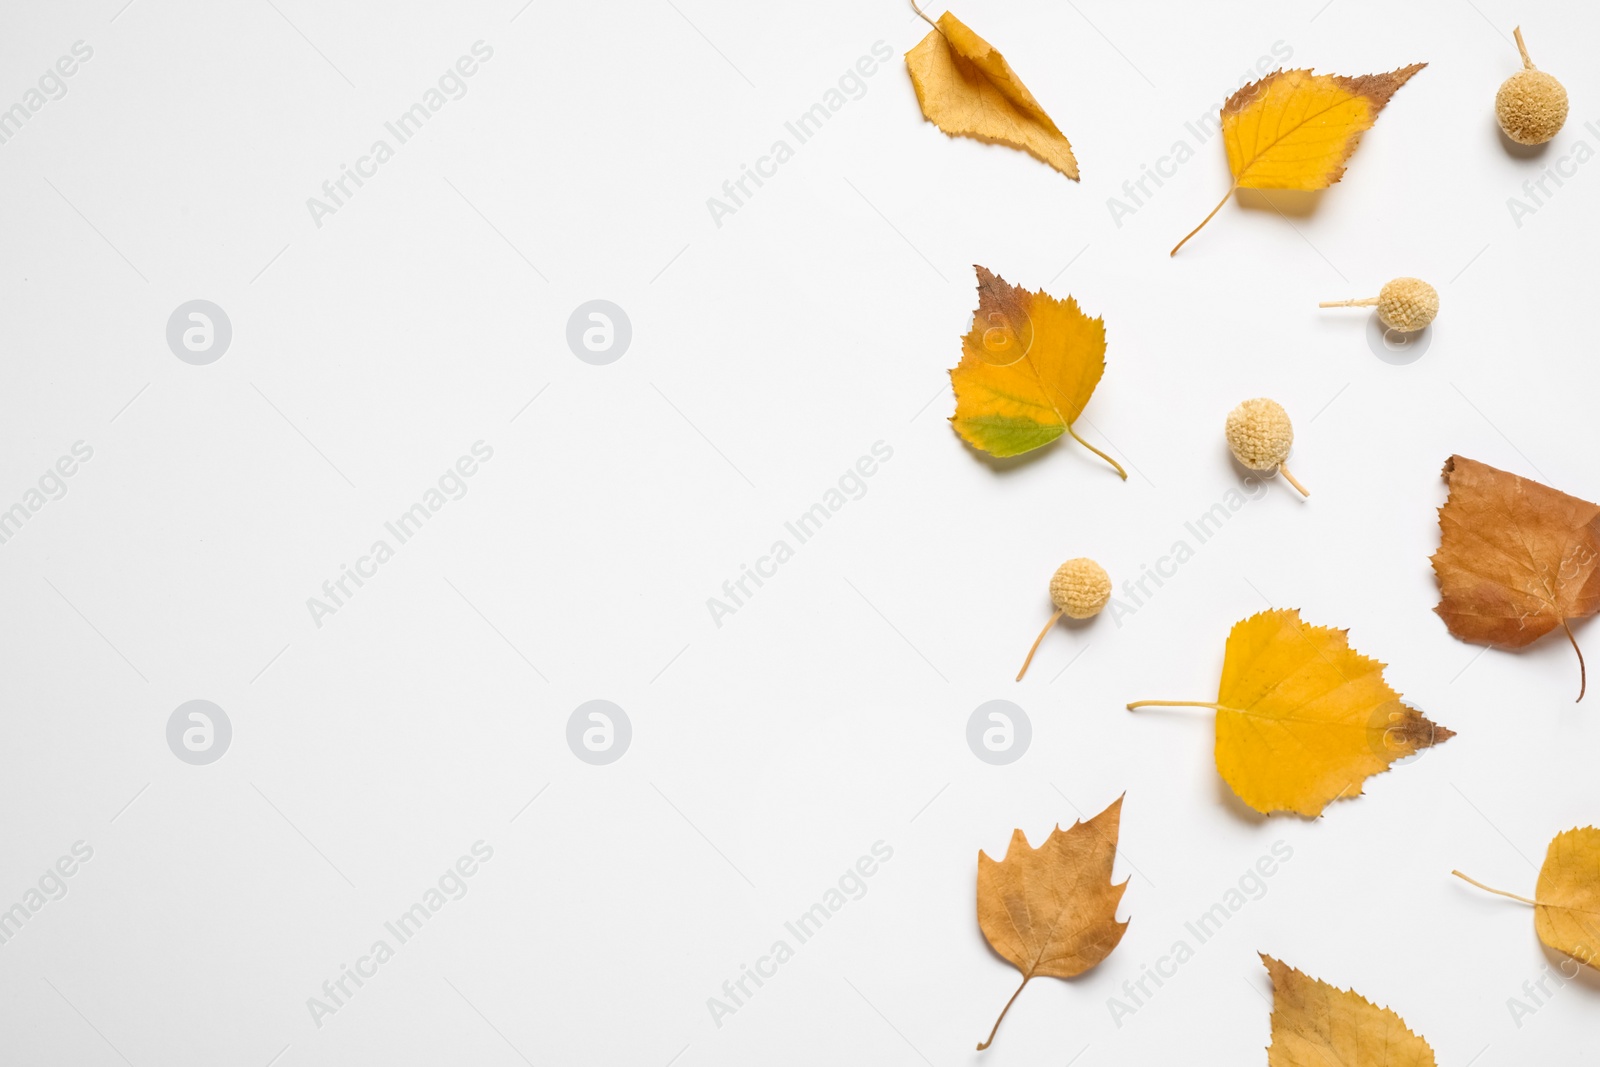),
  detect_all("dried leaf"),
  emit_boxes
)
[1128,609,1453,816]
[1536,828,1600,967]
[905,11,1078,179]
[1431,455,1600,700]
[1172,63,1426,254]
[1262,955,1437,1066]
[975,795,1128,1050]
[948,266,1124,476]
[1454,826,1600,970]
